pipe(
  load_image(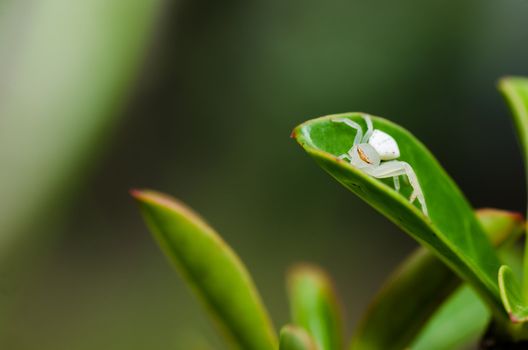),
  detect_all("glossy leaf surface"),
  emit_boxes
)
[133,190,277,350]
[287,265,343,350]
[279,325,317,350]
[500,77,528,167]
[499,265,528,323]
[499,77,528,323]
[292,113,508,317]
[499,77,528,302]
[350,209,523,350]
[417,246,526,348]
